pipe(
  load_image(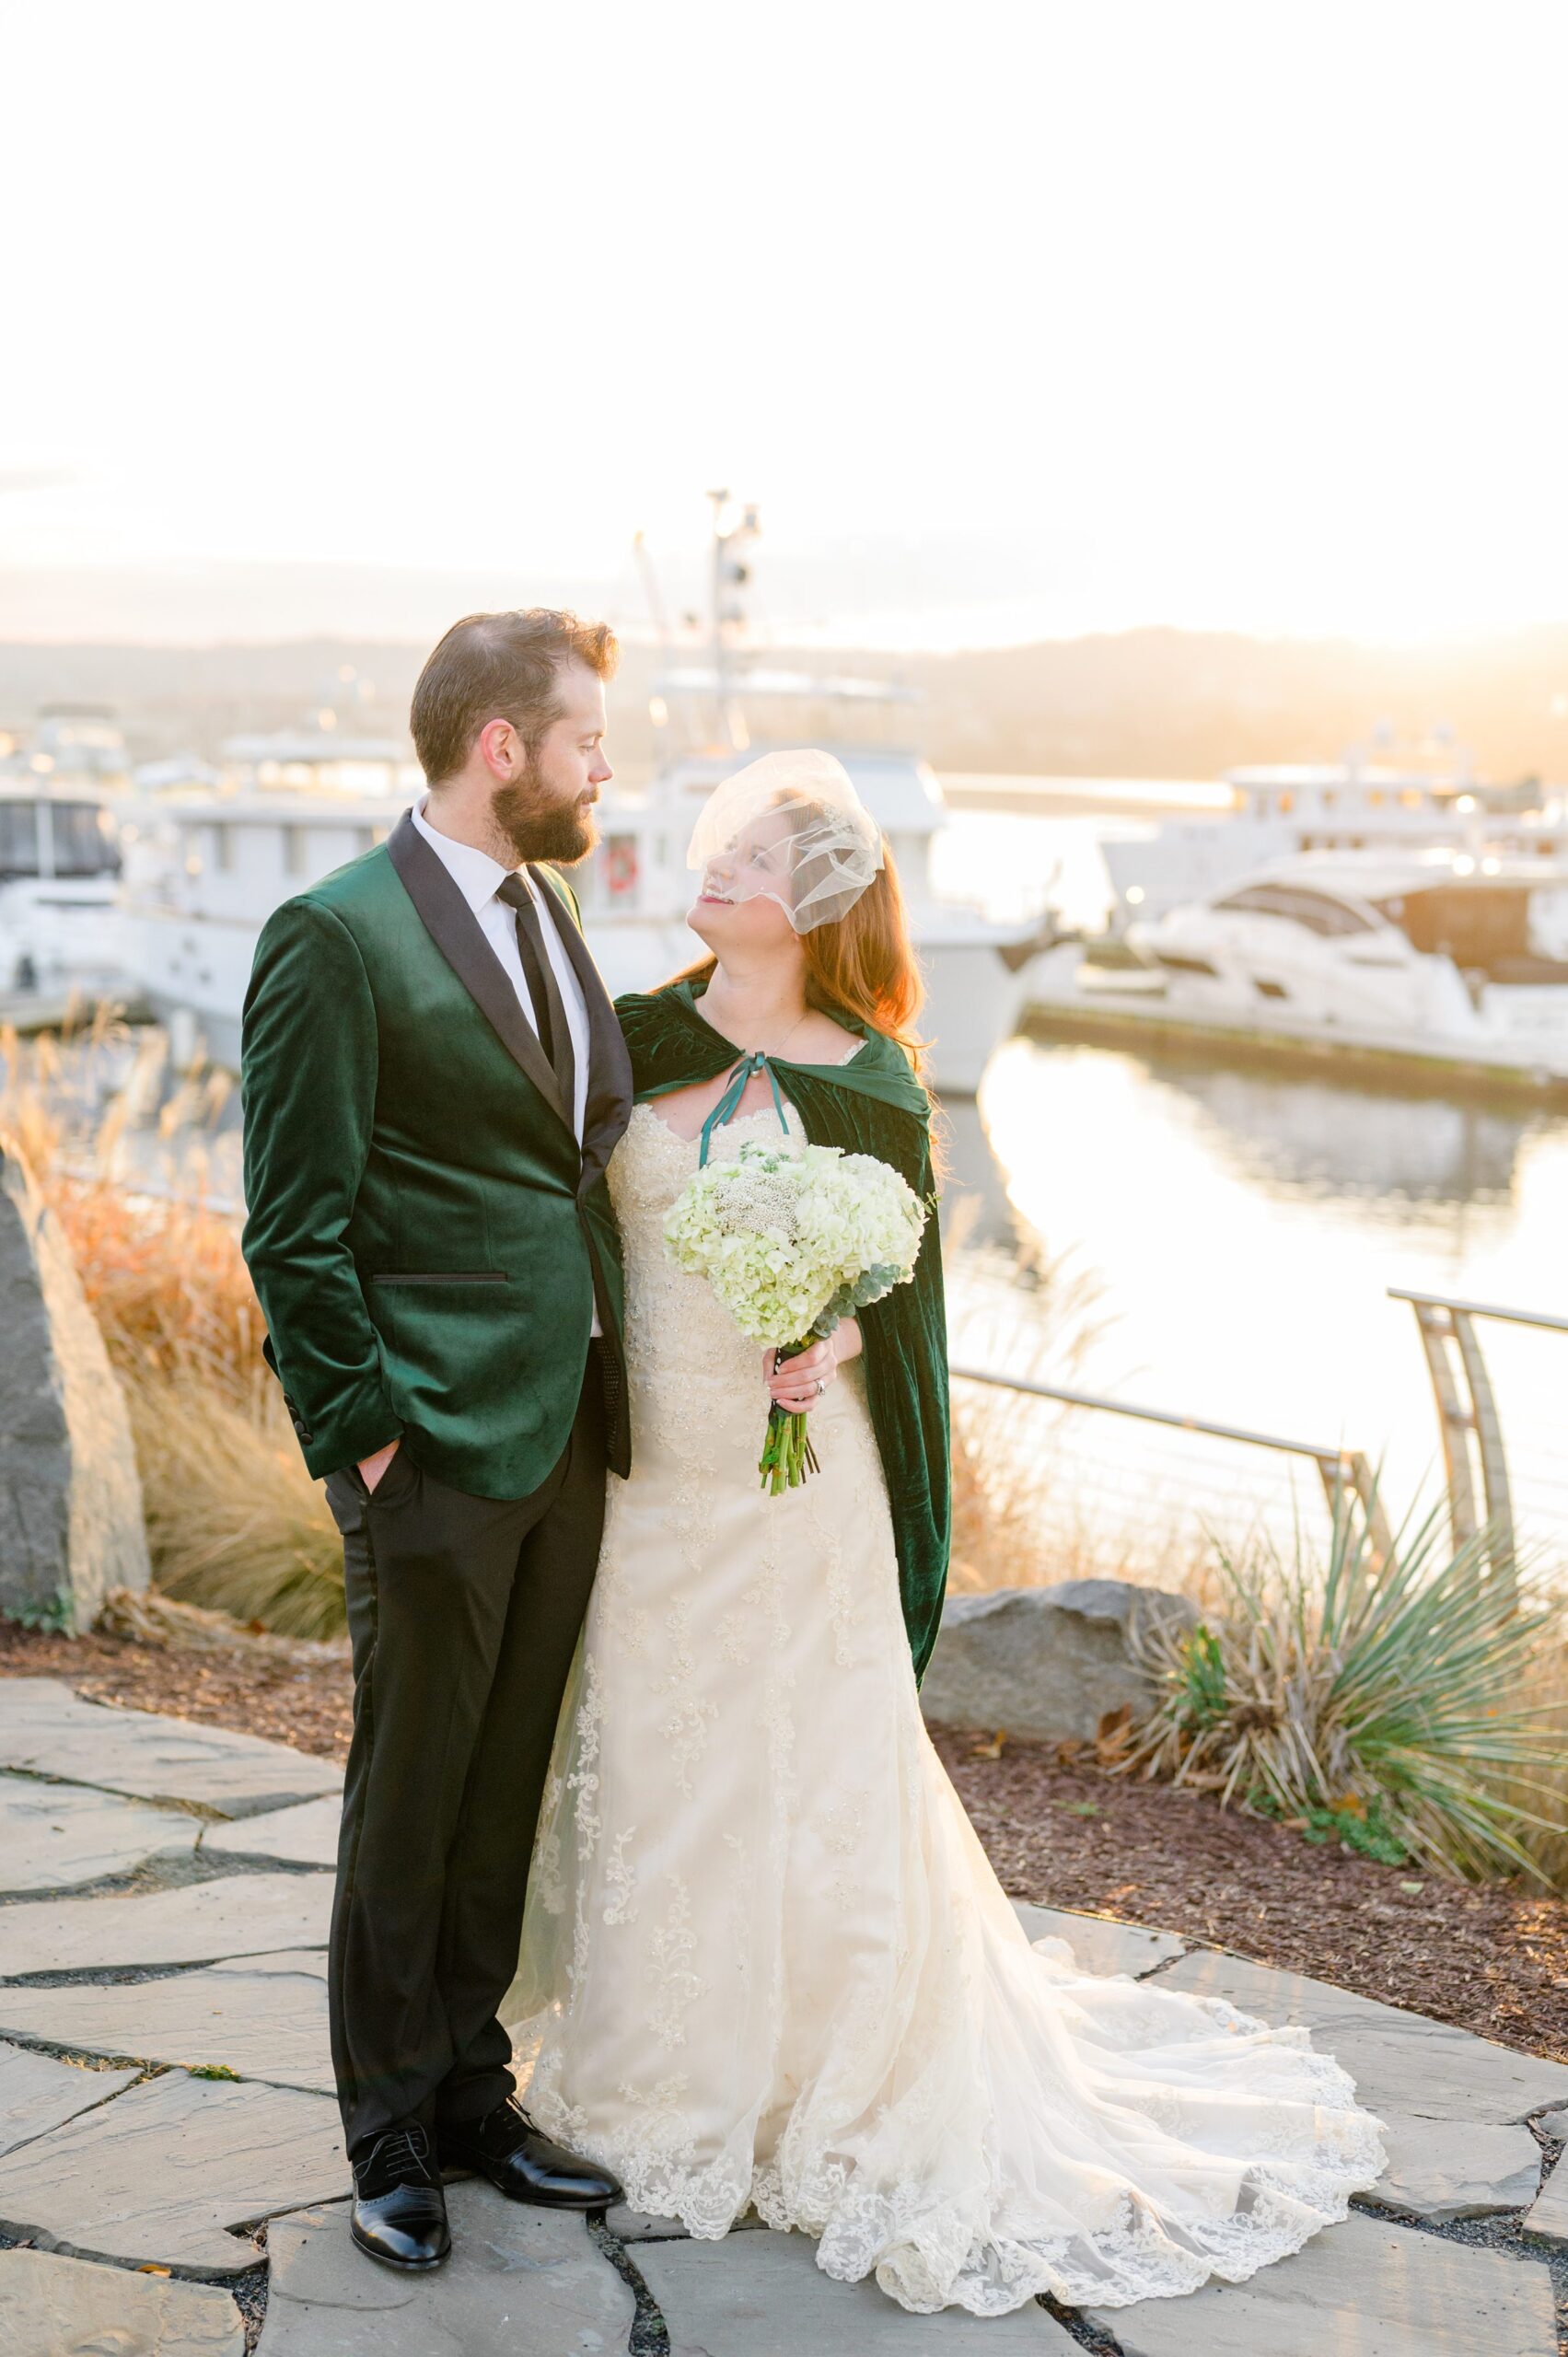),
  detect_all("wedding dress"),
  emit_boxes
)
[505,1086,1387,2316]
